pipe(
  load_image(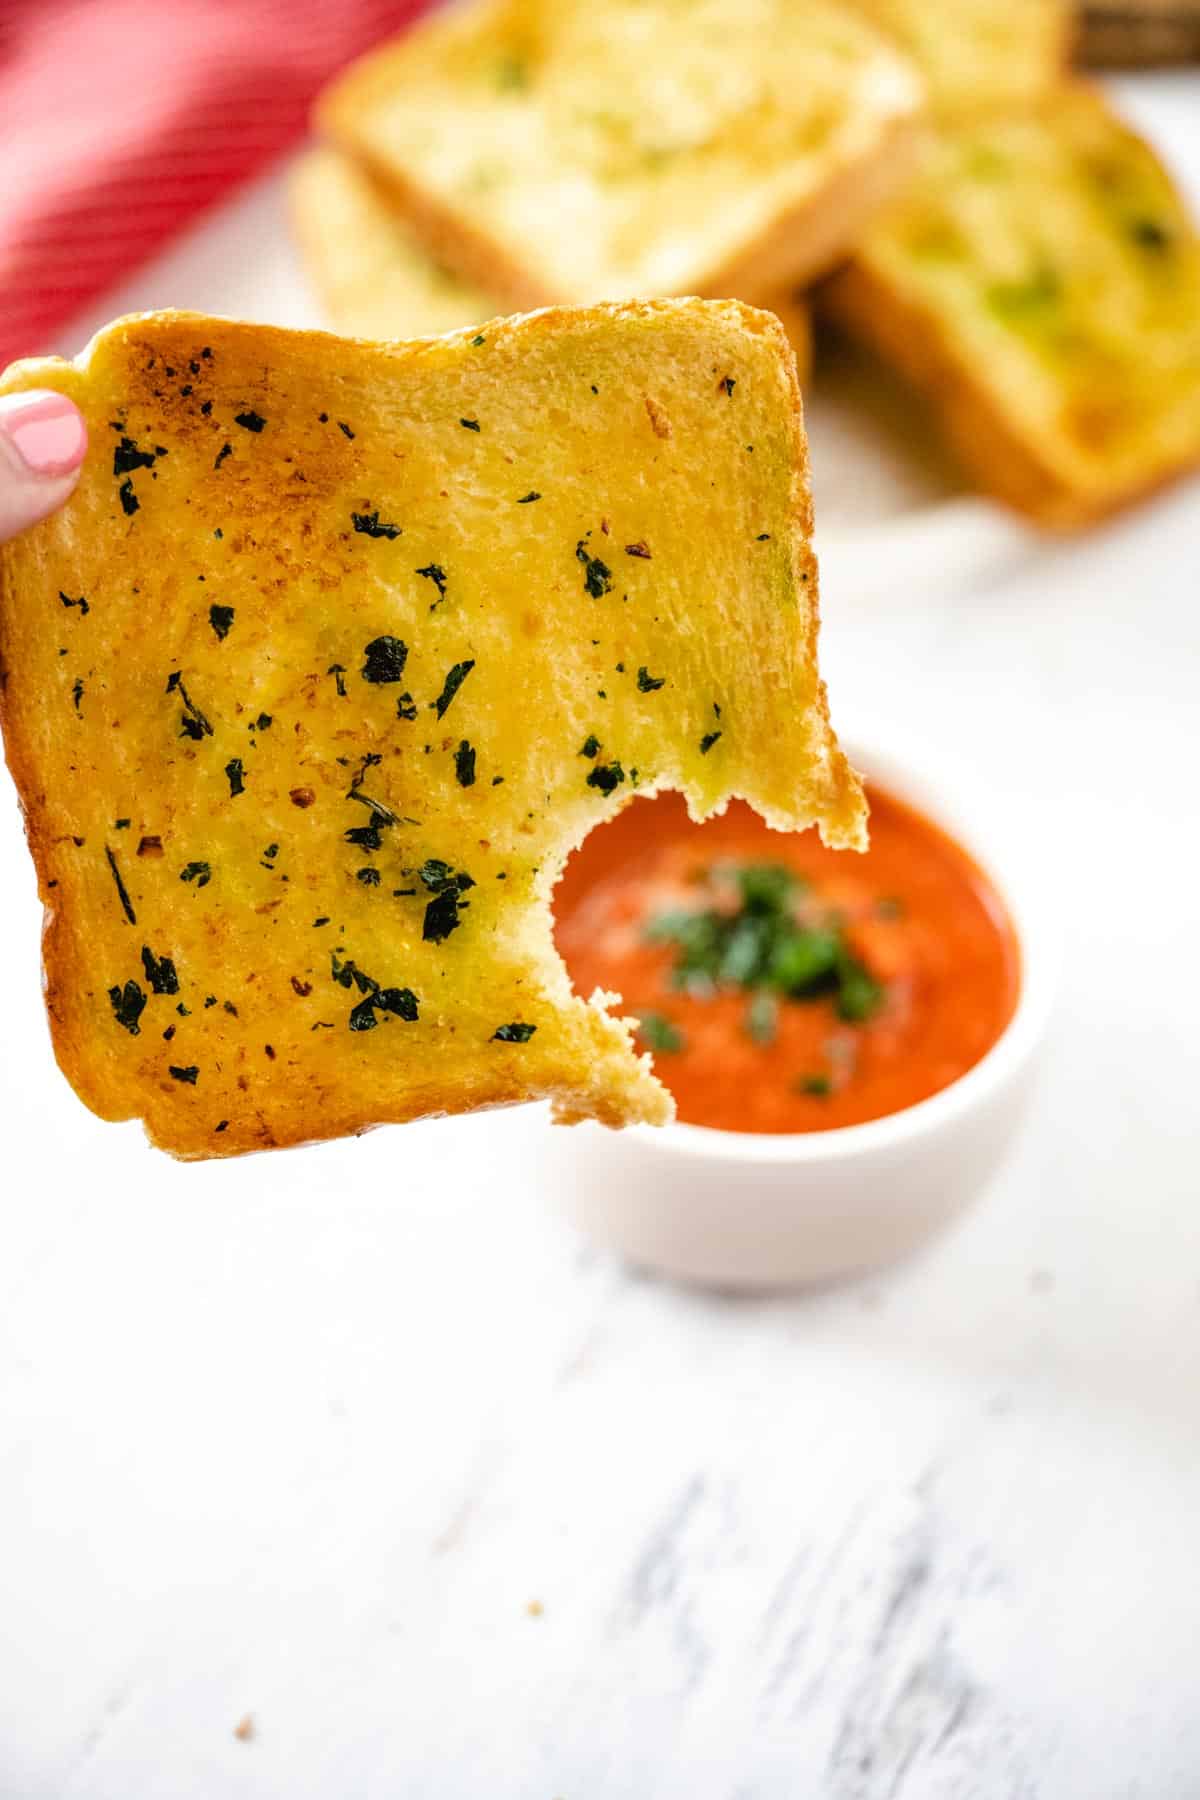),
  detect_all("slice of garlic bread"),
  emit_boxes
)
[847,0,1071,117]
[826,87,1200,527]
[291,147,495,341]
[317,0,925,308]
[0,302,864,1159]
